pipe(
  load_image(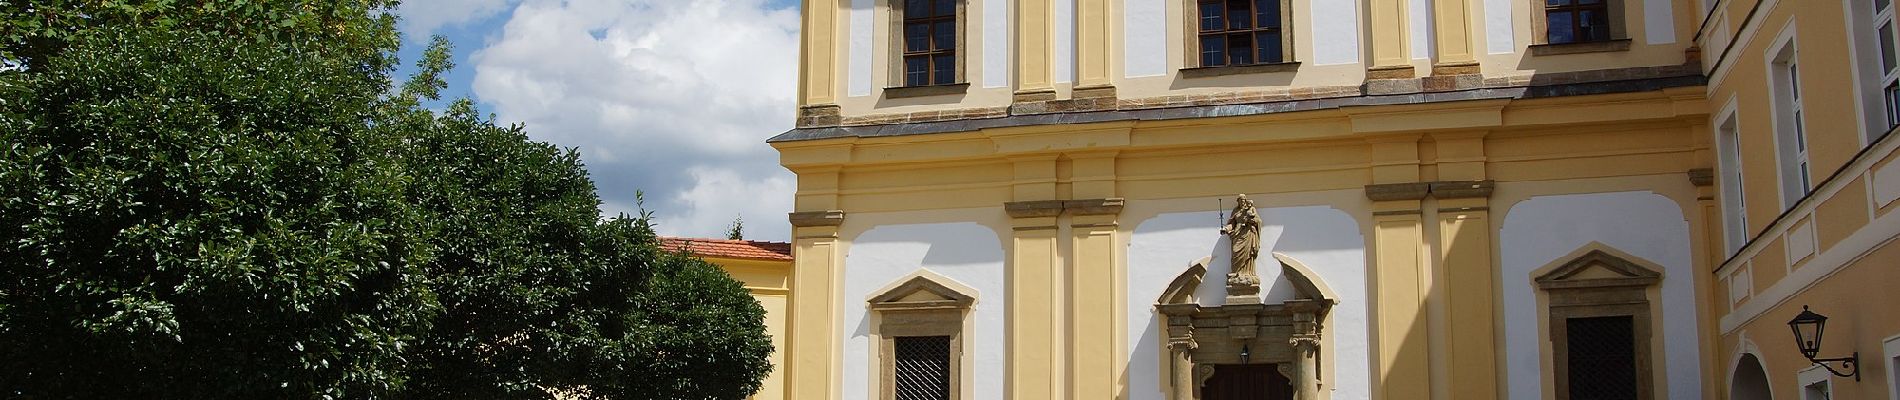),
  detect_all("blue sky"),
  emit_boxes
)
[392,0,804,241]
